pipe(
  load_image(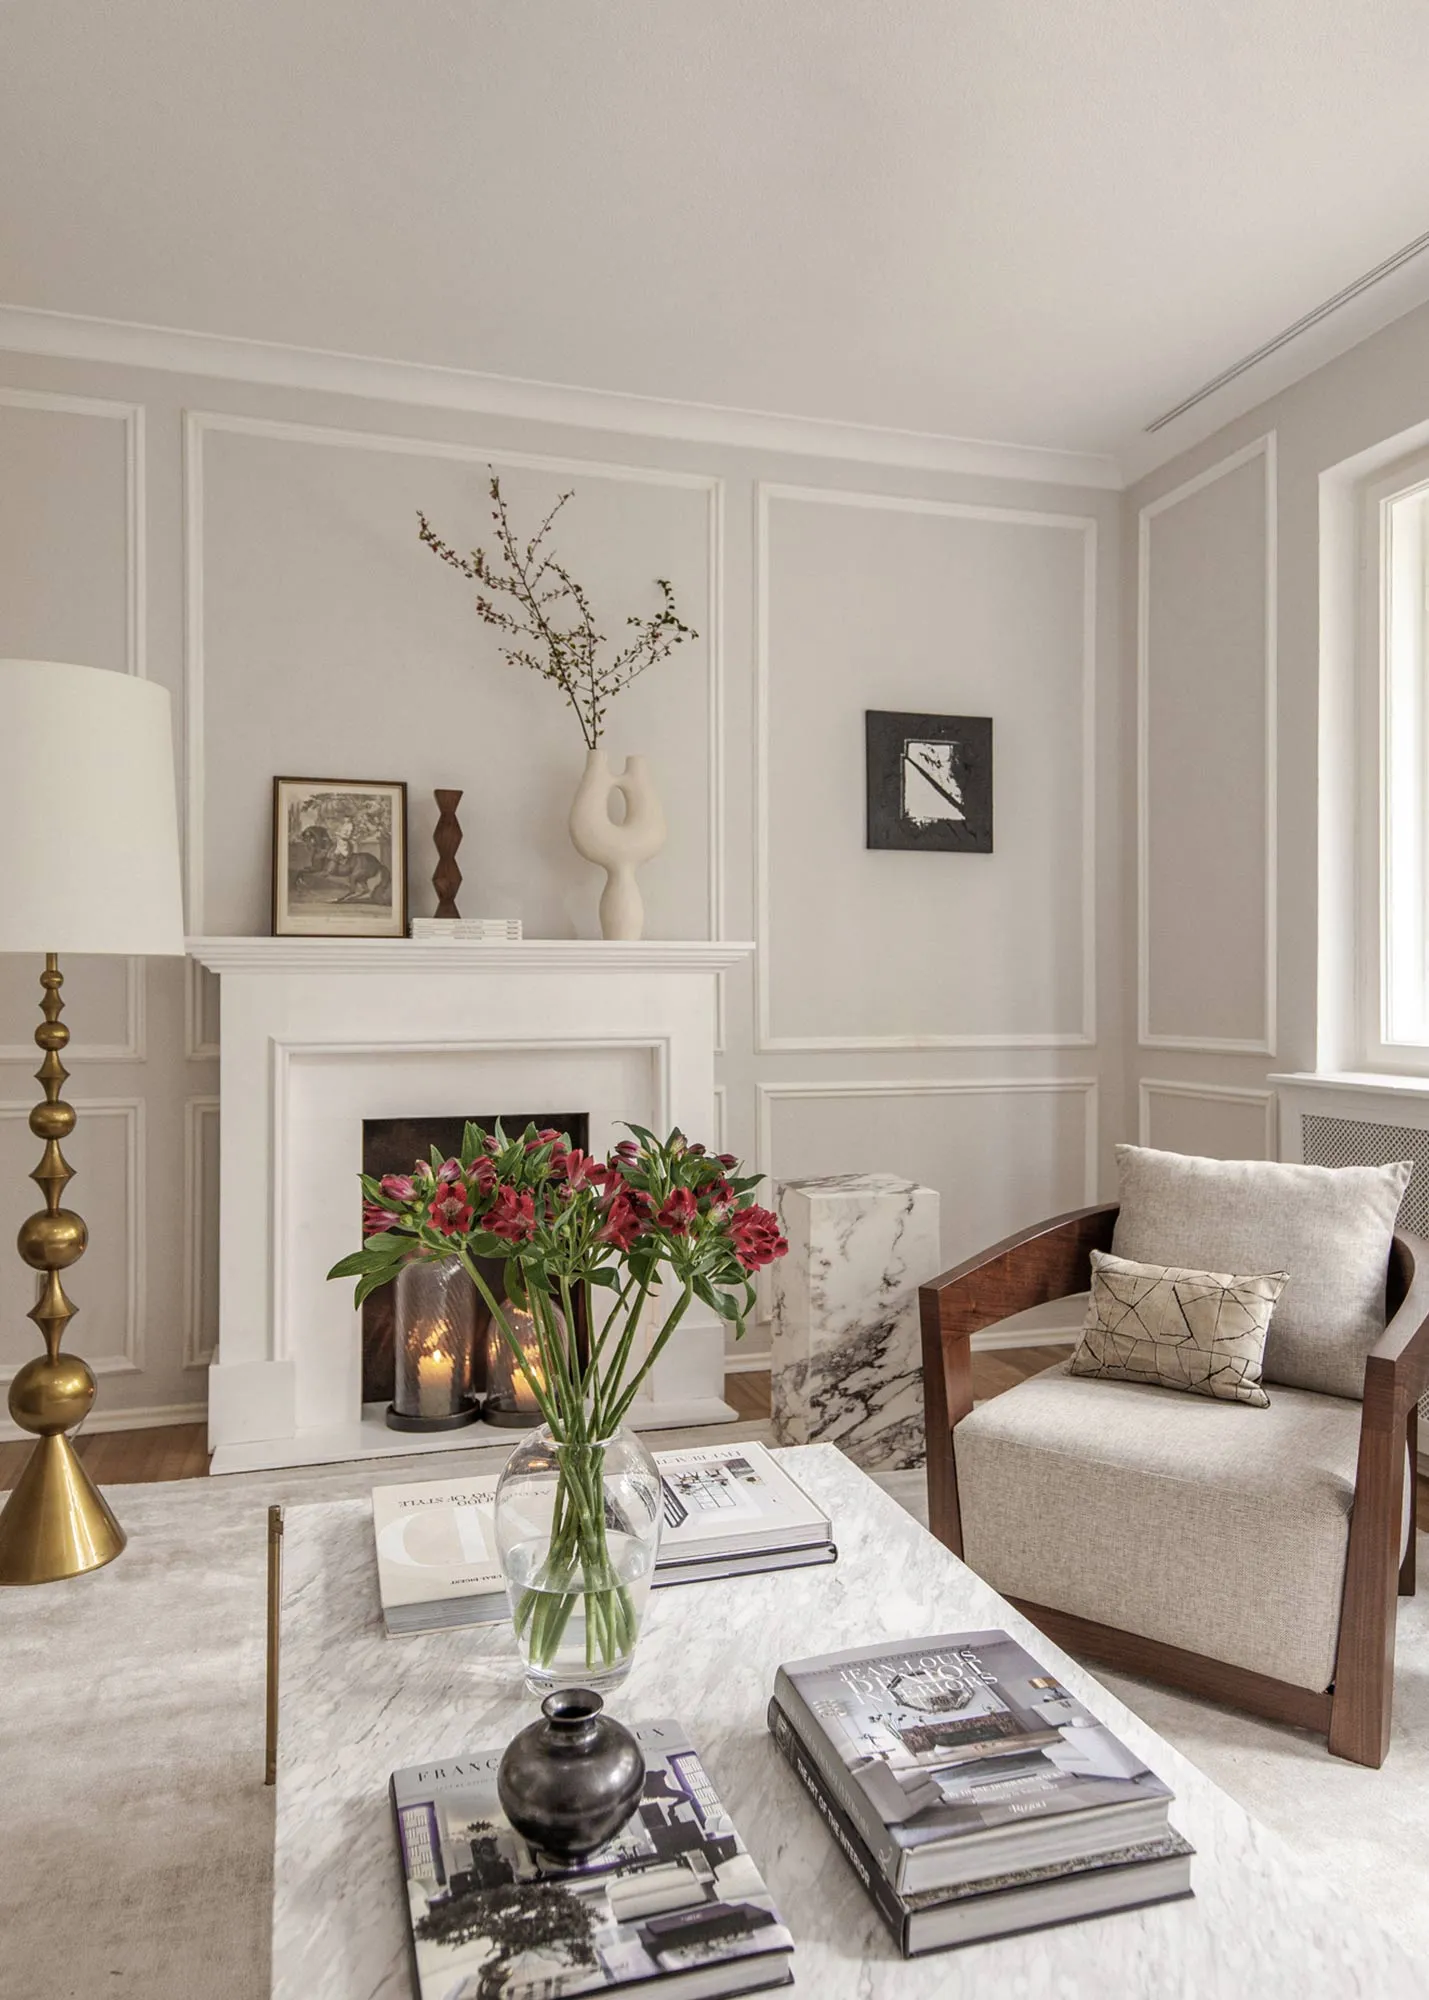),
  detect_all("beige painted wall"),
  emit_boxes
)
[0,353,1123,1430]
[1125,290,1429,1159]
